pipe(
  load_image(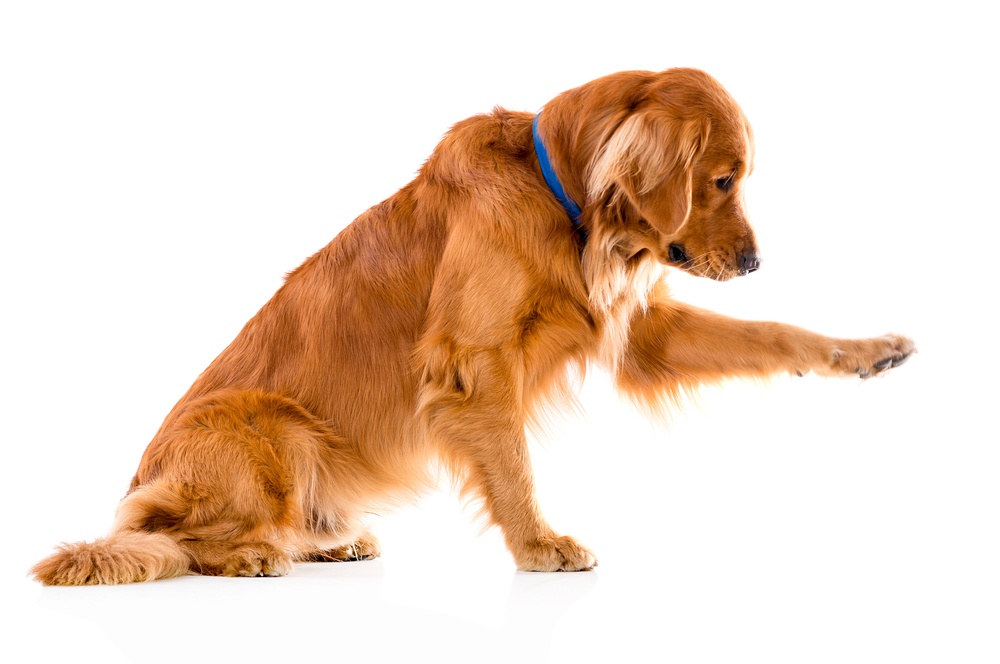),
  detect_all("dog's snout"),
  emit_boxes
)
[739,249,761,275]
